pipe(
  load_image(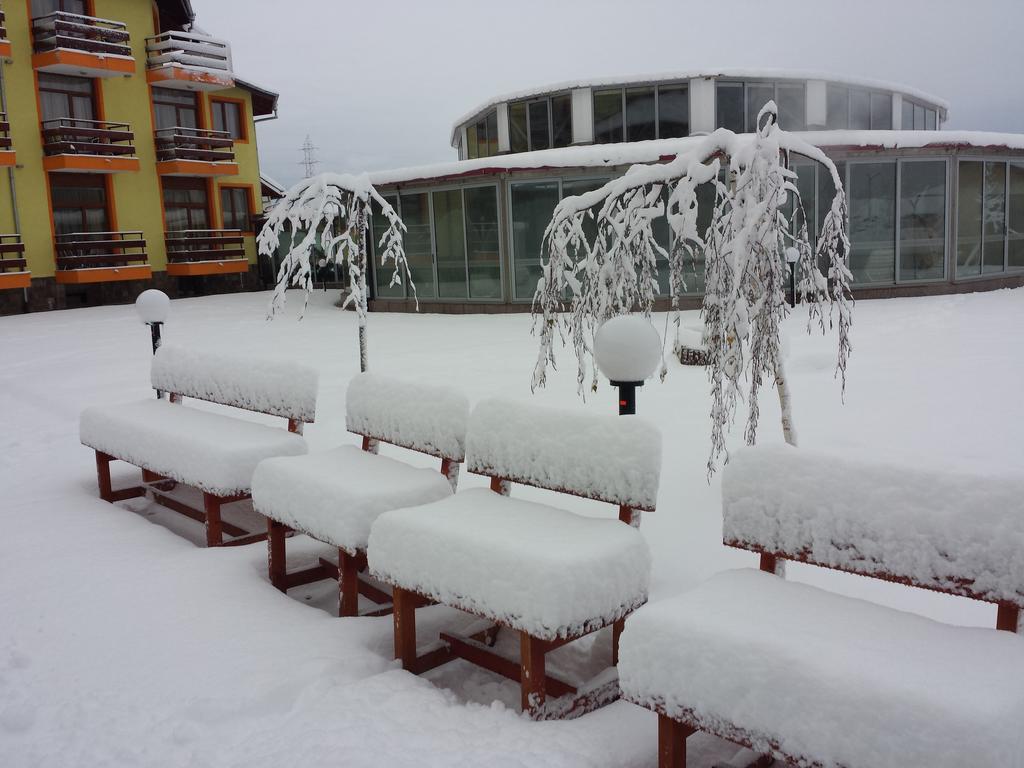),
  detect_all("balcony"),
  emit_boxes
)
[155,127,238,176]
[54,231,150,284]
[145,31,234,91]
[0,8,11,59]
[31,11,135,77]
[165,229,247,276]
[0,113,14,167]
[41,118,139,173]
[0,234,28,290]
